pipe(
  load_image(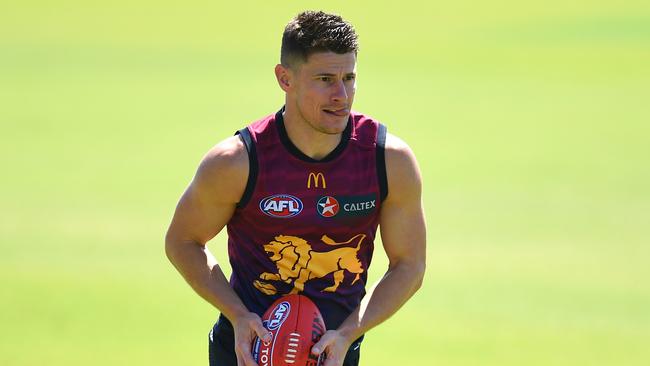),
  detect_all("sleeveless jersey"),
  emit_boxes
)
[226,108,387,330]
